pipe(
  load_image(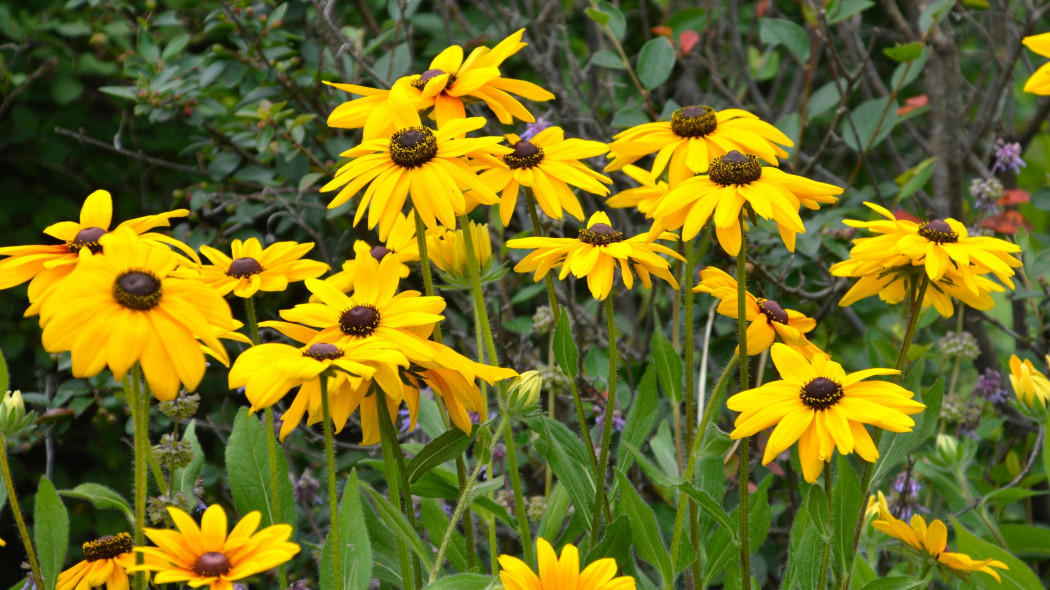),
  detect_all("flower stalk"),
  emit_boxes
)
[127,363,149,590]
[736,213,751,590]
[0,430,43,588]
[817,466,834,589]
[377,386,423,589]
[590,295,620,540]
[319,372,343,588]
